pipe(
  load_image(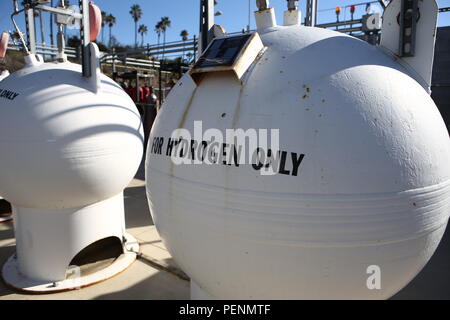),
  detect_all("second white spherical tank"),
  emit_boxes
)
[146,26,450,299]
[0,61,143,209]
